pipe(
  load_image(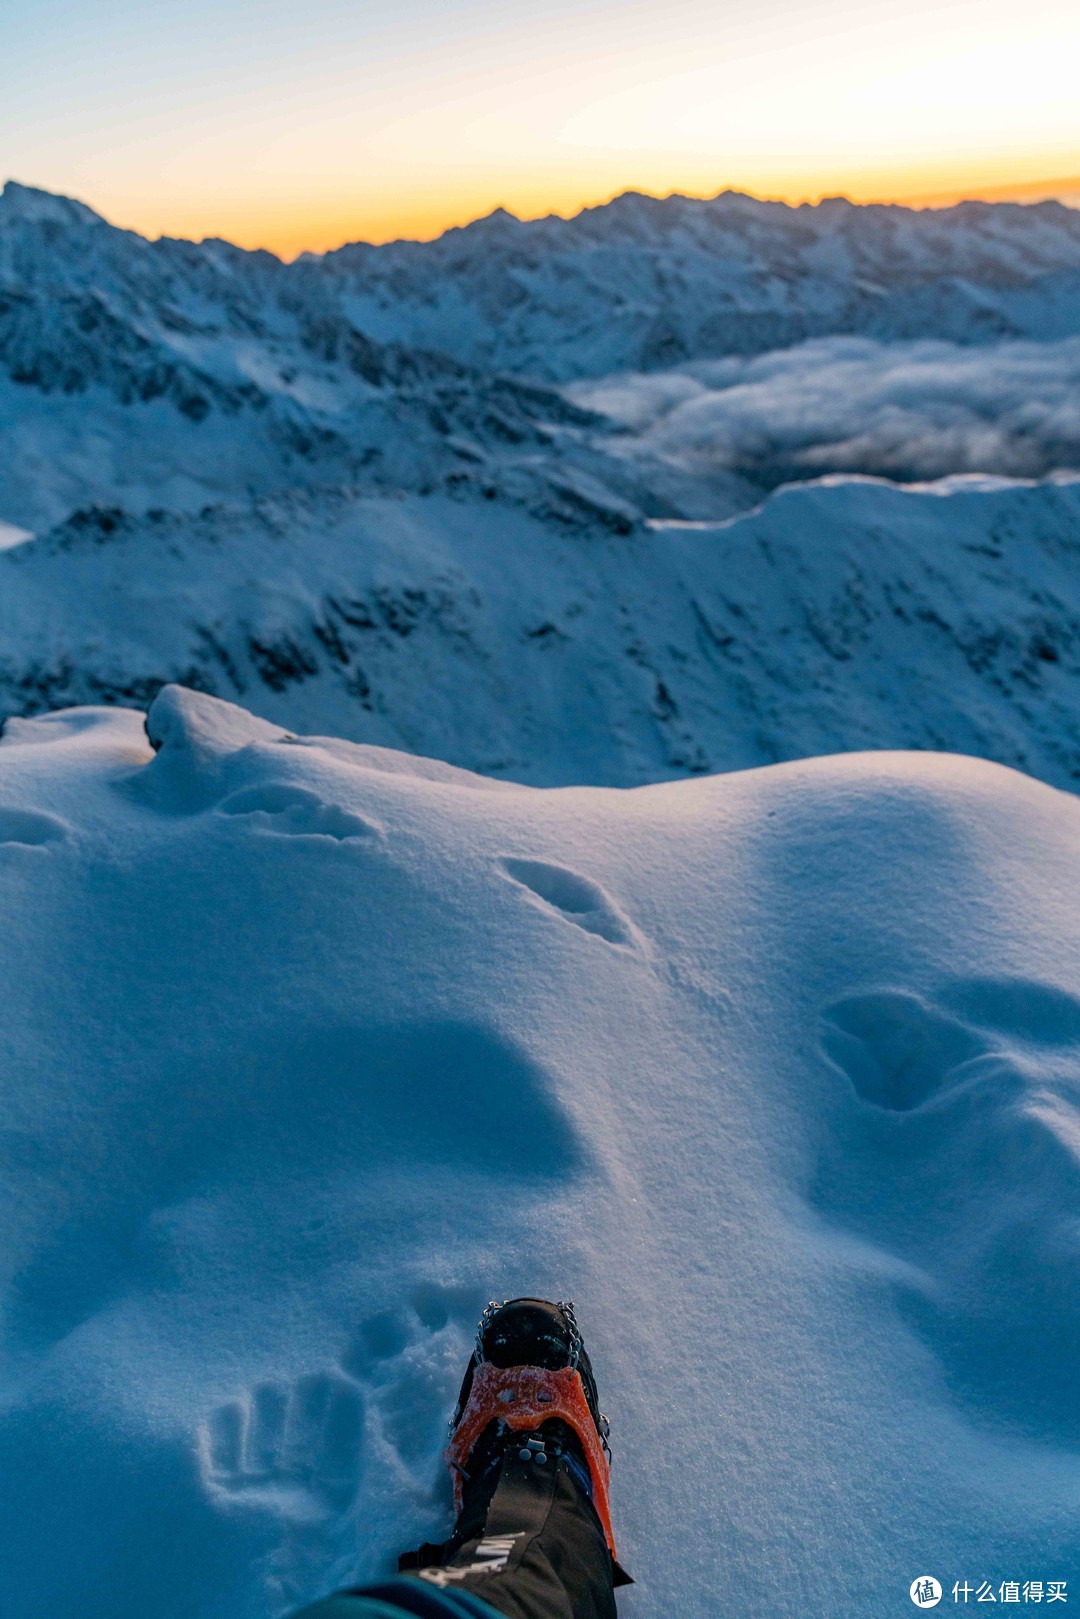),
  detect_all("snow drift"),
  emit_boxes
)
[0,685,1077,1618]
